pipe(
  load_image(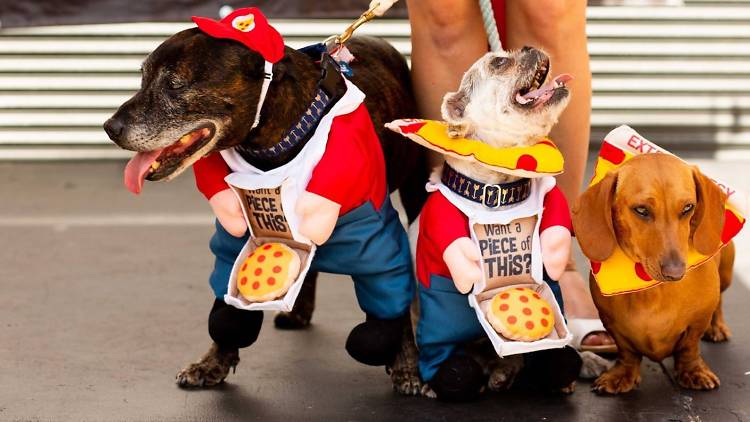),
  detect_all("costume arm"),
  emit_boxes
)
[426,194,481,294]
[539,186,572,280]
[193,152,231,200]
[193,153,247,237]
